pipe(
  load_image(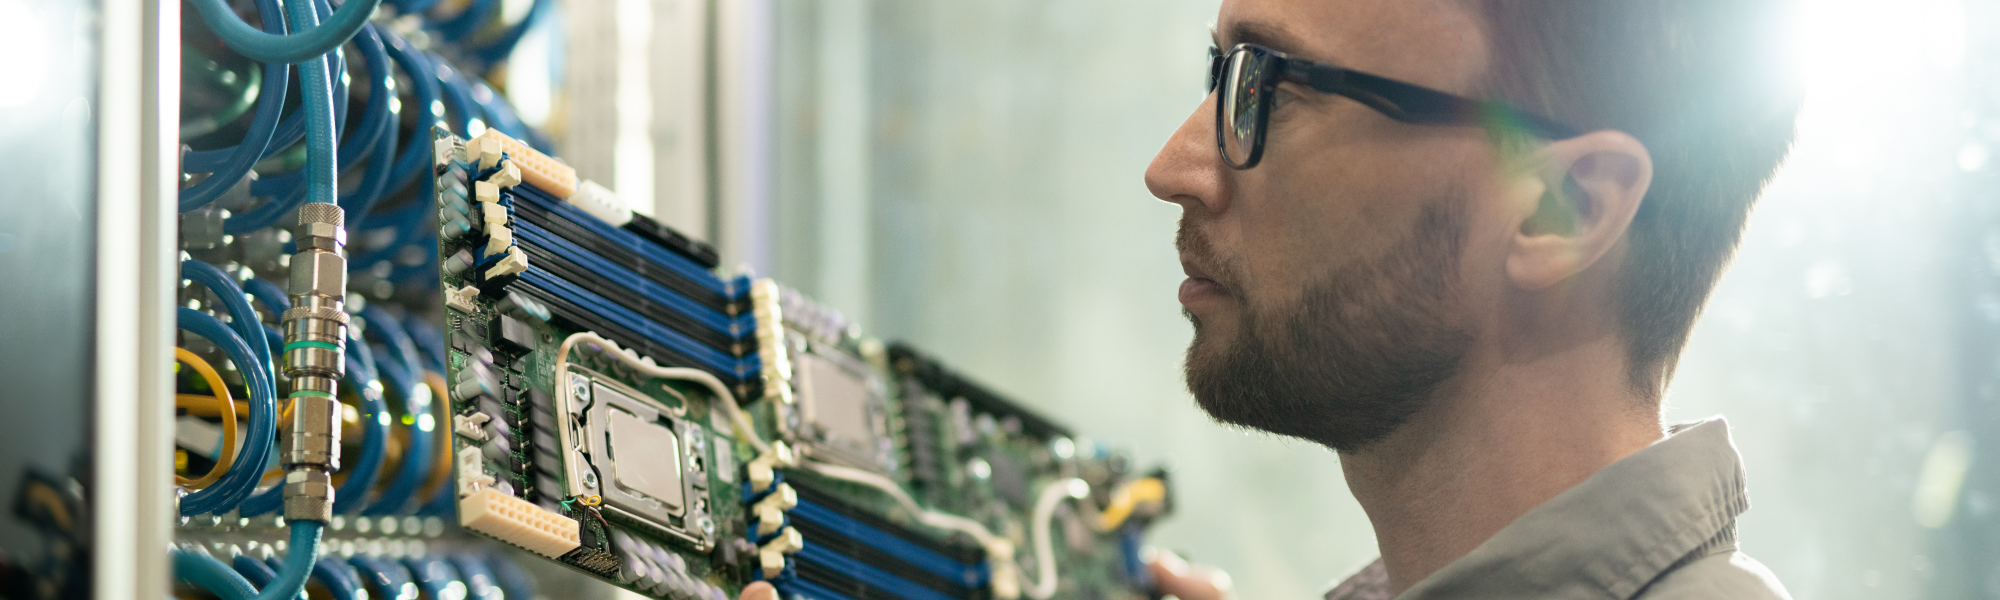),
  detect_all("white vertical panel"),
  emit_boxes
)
[648,0,710,233]
[715,0,775,273]
[815,0,872,322]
